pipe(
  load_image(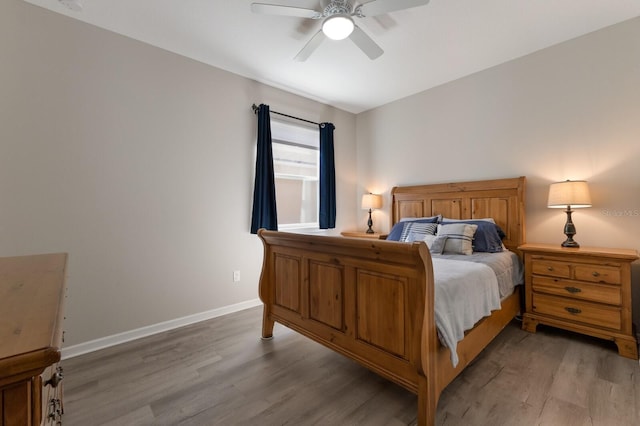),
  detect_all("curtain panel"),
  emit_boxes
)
[250,104,278,234]
[319,122,336,229]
